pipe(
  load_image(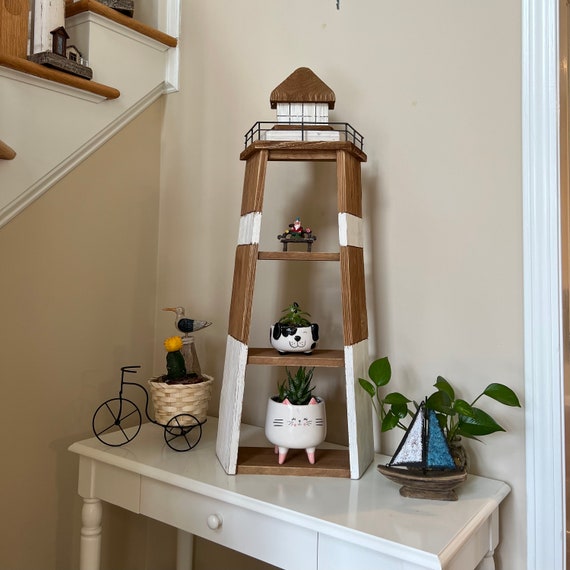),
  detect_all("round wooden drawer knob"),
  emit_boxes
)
[207,514,223,530]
